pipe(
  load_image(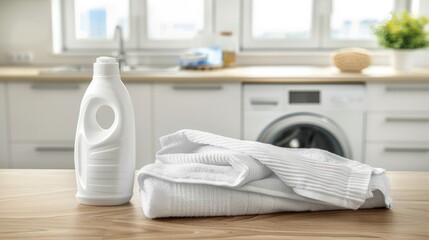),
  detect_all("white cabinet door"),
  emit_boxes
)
[126,83,152,168]
[366,142,429,171]
[153,83,241,151]
[367,83,429,111]
[8,82,88,141]
[366,112,429,142]
[10,143,75,169]
[0,83,8,168]
[7,82,87,169]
